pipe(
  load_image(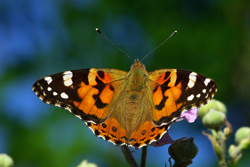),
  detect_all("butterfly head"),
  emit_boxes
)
[131,59,146,70]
